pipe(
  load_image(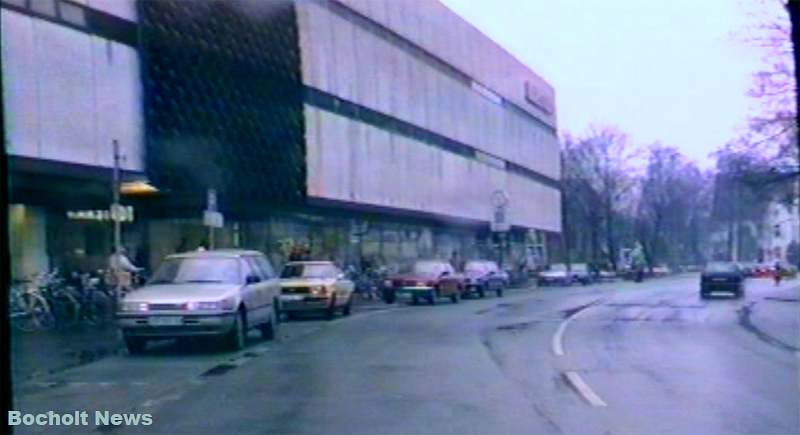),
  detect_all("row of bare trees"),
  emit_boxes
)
[559,0,799,270]
[561,128,714,270]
